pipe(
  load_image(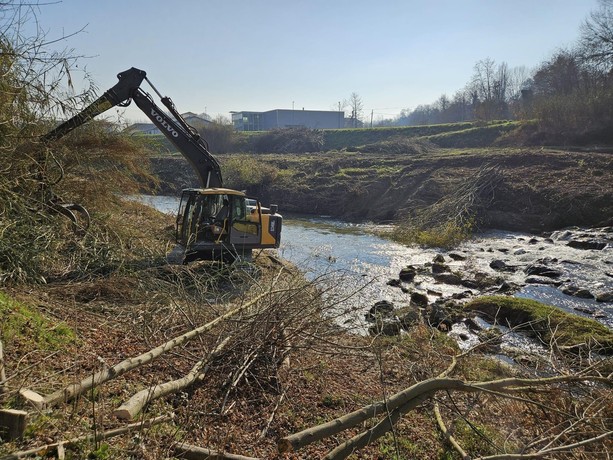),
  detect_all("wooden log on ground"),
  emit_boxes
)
[18,389,45,411]
[0,409,28,441]
[0,340,6,397]
[21,289,278,409]
[324,393,433,460]
[173,442,260,460]
[0,414,171,460]
[278,378,465,453]
[278,374,611,454]
[113,337,230,420]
